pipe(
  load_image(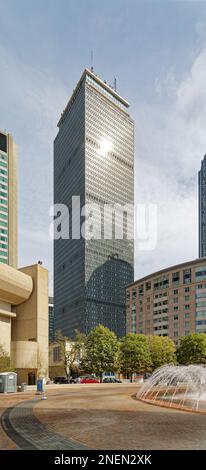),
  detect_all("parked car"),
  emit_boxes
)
[102,372,116,380]
[53,376,69,384]
[103,377,122,383]
[76,376,99,384]
[144,373,152,380]
[69,377,76,384]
